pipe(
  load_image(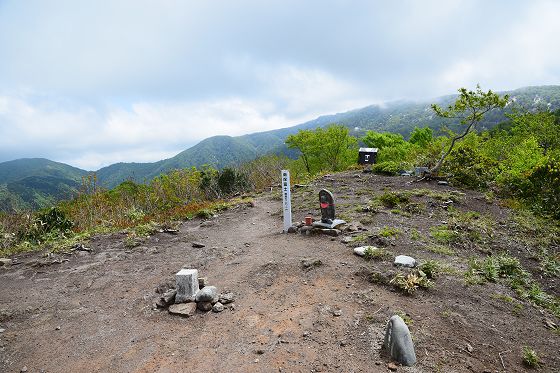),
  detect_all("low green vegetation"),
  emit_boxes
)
[419,259,443,279]
[465,253,560,317]
[430,225,460,244]
[425,244,456,256]
[363,246,390,261]
[390,270,433,295]
[522,346,541,368]
[377,191,410,208]
[378,226,401,237]
[395,311,414,326]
